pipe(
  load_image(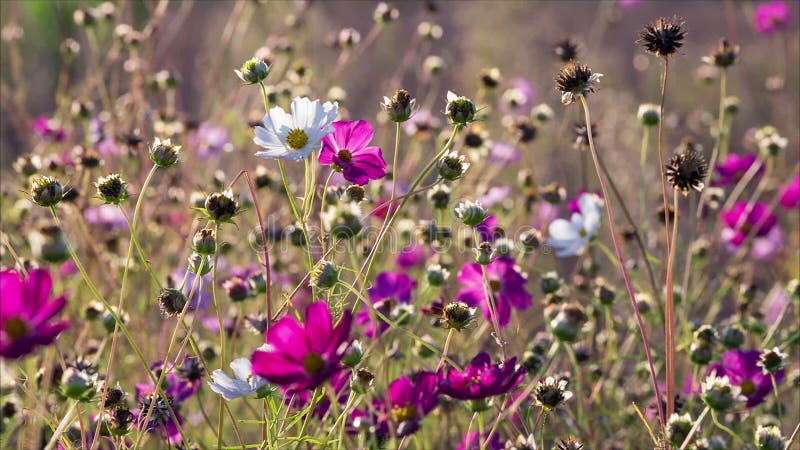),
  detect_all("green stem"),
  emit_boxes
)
[640,126,650,238]
[710,410,744,444]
